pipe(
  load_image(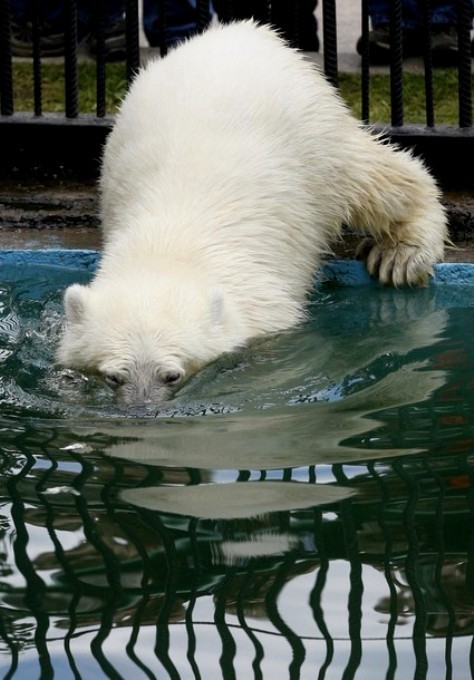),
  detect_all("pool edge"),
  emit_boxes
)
[0,249,473,286]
